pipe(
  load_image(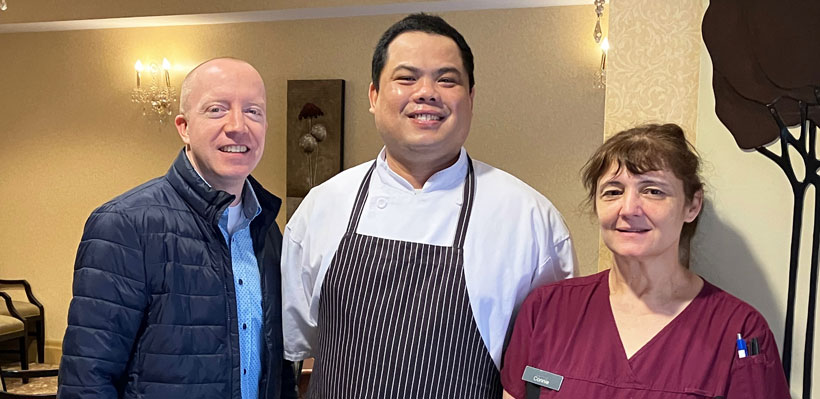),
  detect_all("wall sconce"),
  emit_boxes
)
[131,58,177,123]
[1,0,8,11]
